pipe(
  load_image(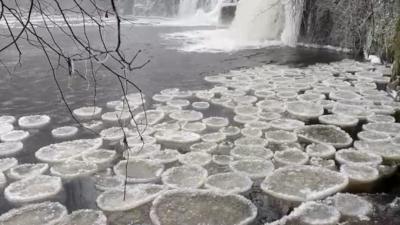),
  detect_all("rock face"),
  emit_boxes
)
[300,0,400,57]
